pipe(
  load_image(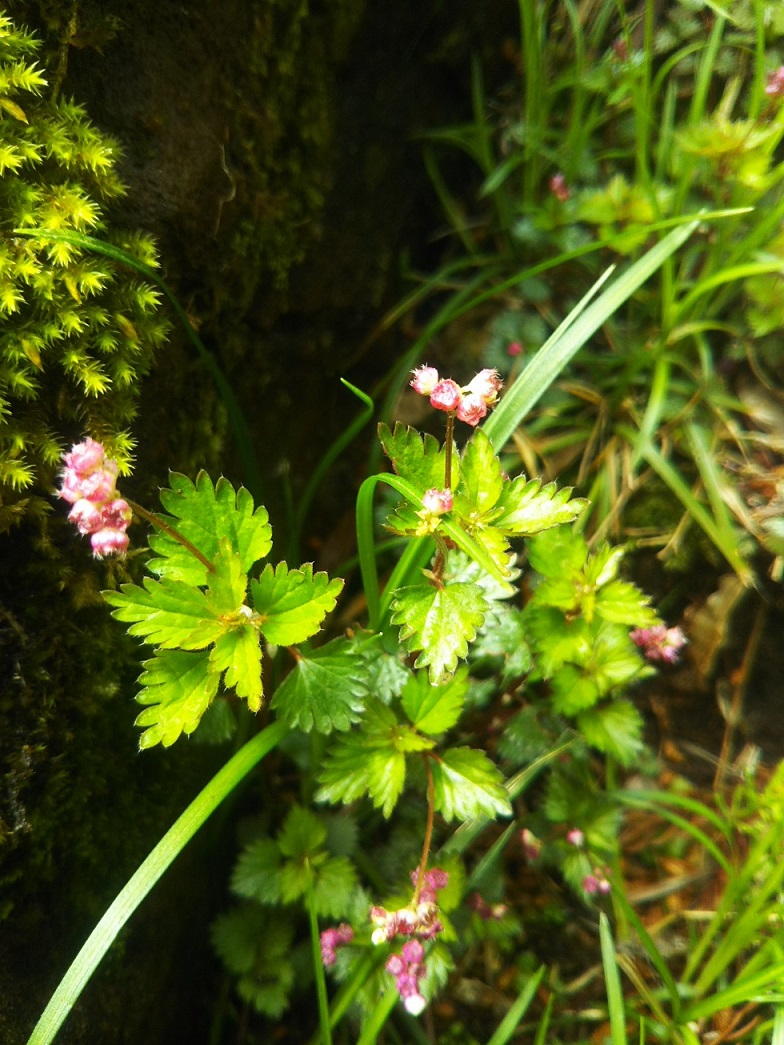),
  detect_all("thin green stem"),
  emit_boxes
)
[307,868,333,1045]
